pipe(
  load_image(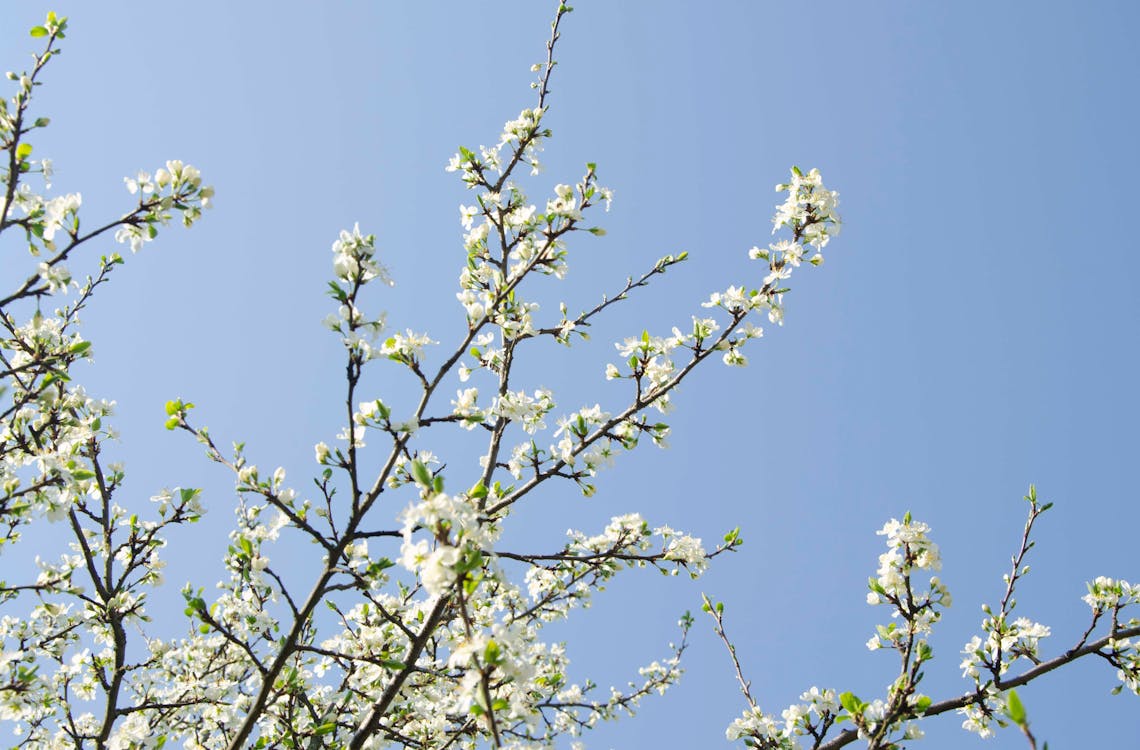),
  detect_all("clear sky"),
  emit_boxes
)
[3,1,1138,748]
